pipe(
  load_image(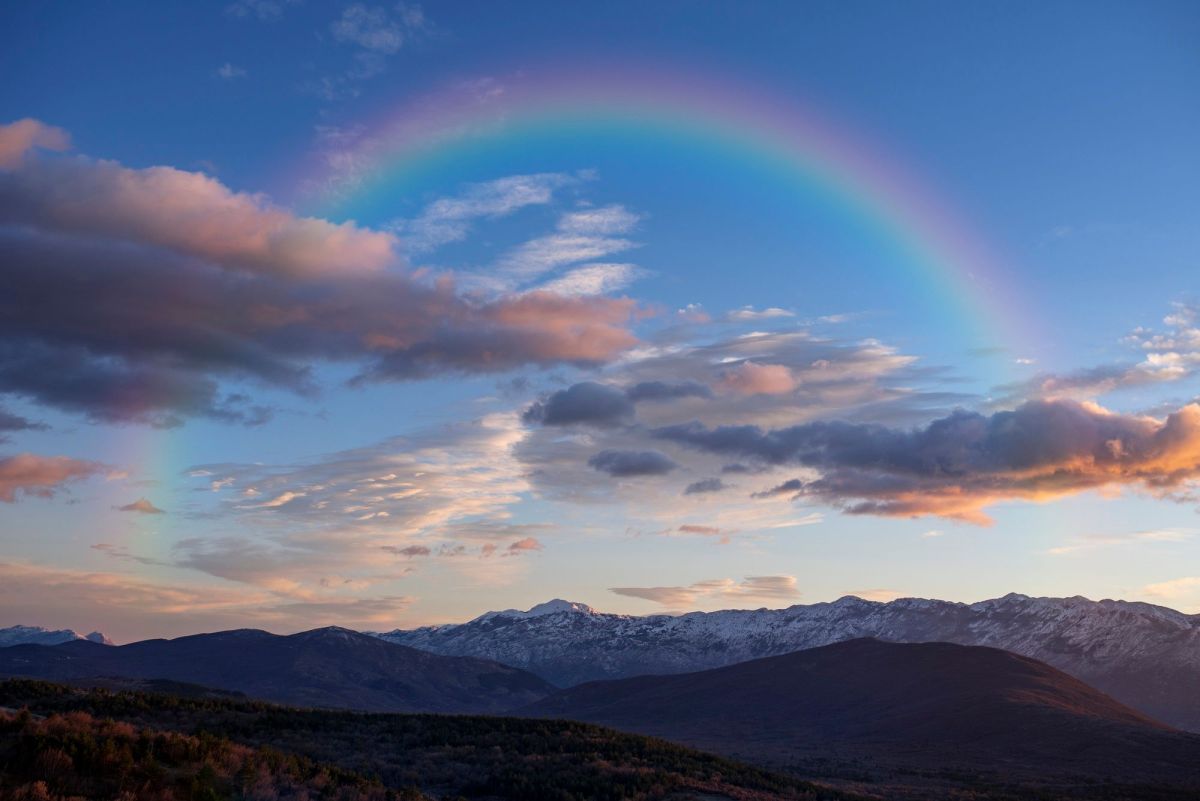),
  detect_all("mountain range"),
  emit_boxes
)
[0,625,551,713]
[0,624,111,647]
[375,593,1200,731]
[523,638,1200,788]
